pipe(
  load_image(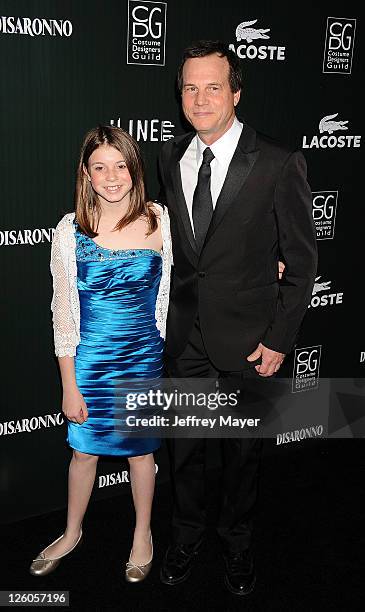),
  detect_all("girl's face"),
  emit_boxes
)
[84,144,133,207]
